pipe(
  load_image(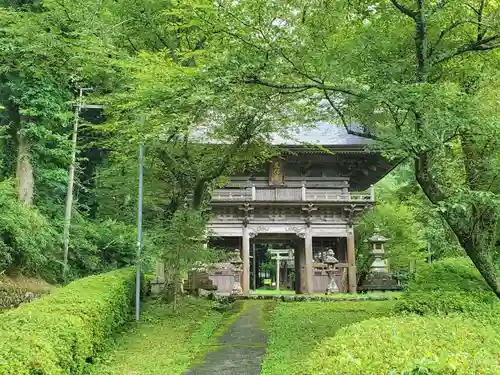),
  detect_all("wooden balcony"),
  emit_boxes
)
[211,185,374,203]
